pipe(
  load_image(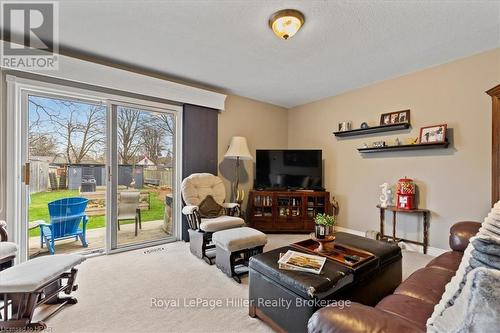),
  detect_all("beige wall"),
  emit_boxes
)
[287,48,500,250]
[218,95,288,209]
[1,49,498,252]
